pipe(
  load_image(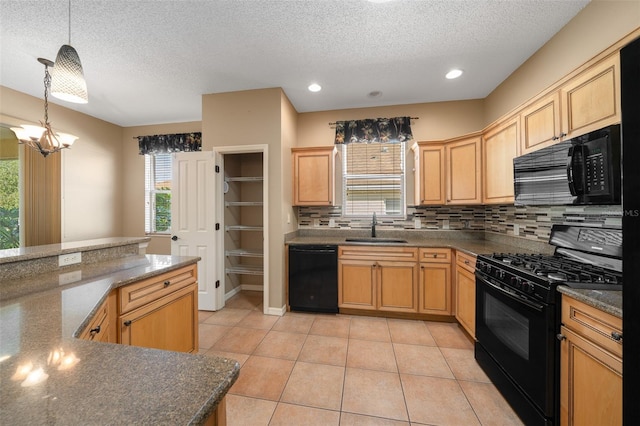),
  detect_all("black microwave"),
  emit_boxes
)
[514,124,621,206]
